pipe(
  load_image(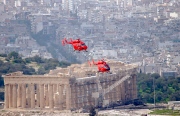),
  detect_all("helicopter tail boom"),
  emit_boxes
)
[62,38,67,46]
